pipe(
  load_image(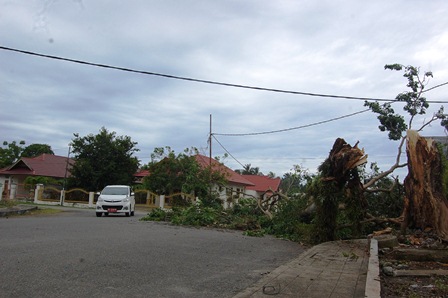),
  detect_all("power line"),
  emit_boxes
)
[214,109,370,136]
[423,81,448,93]
[3,45,446,103]
[211,135,245,168]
